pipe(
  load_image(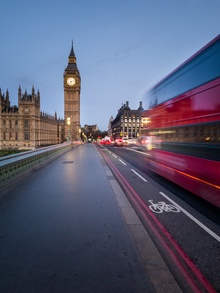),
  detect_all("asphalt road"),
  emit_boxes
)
[1,142,219,292]
[100,144,220,292]
[0,144,156,293]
